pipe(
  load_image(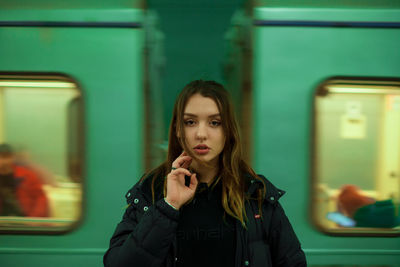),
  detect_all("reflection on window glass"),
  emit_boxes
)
[0,74,83,233]
[313,78,400,235]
